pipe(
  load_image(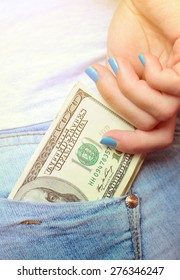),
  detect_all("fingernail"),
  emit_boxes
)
[85,66,99,83]
[108,57,118,74]
[138,54,145,66]
[100,137,117,148]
